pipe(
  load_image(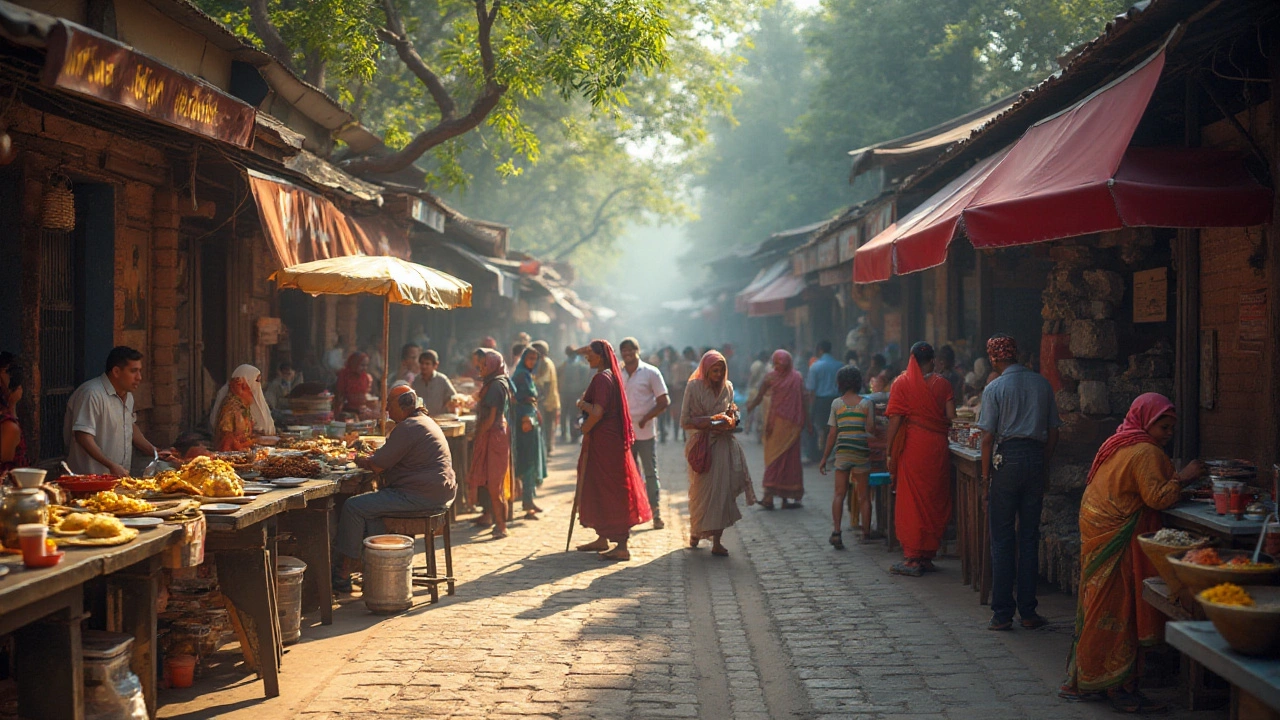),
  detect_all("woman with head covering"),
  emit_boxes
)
[682,350,755,556]
[745,349,807,509]
[211,365,275,451]
[885,342,955,576]
[470,348,514,539]
[1060,394,1204,713]
[573,340,652,561]
[334,352,374,416]
[512,346,548,520]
